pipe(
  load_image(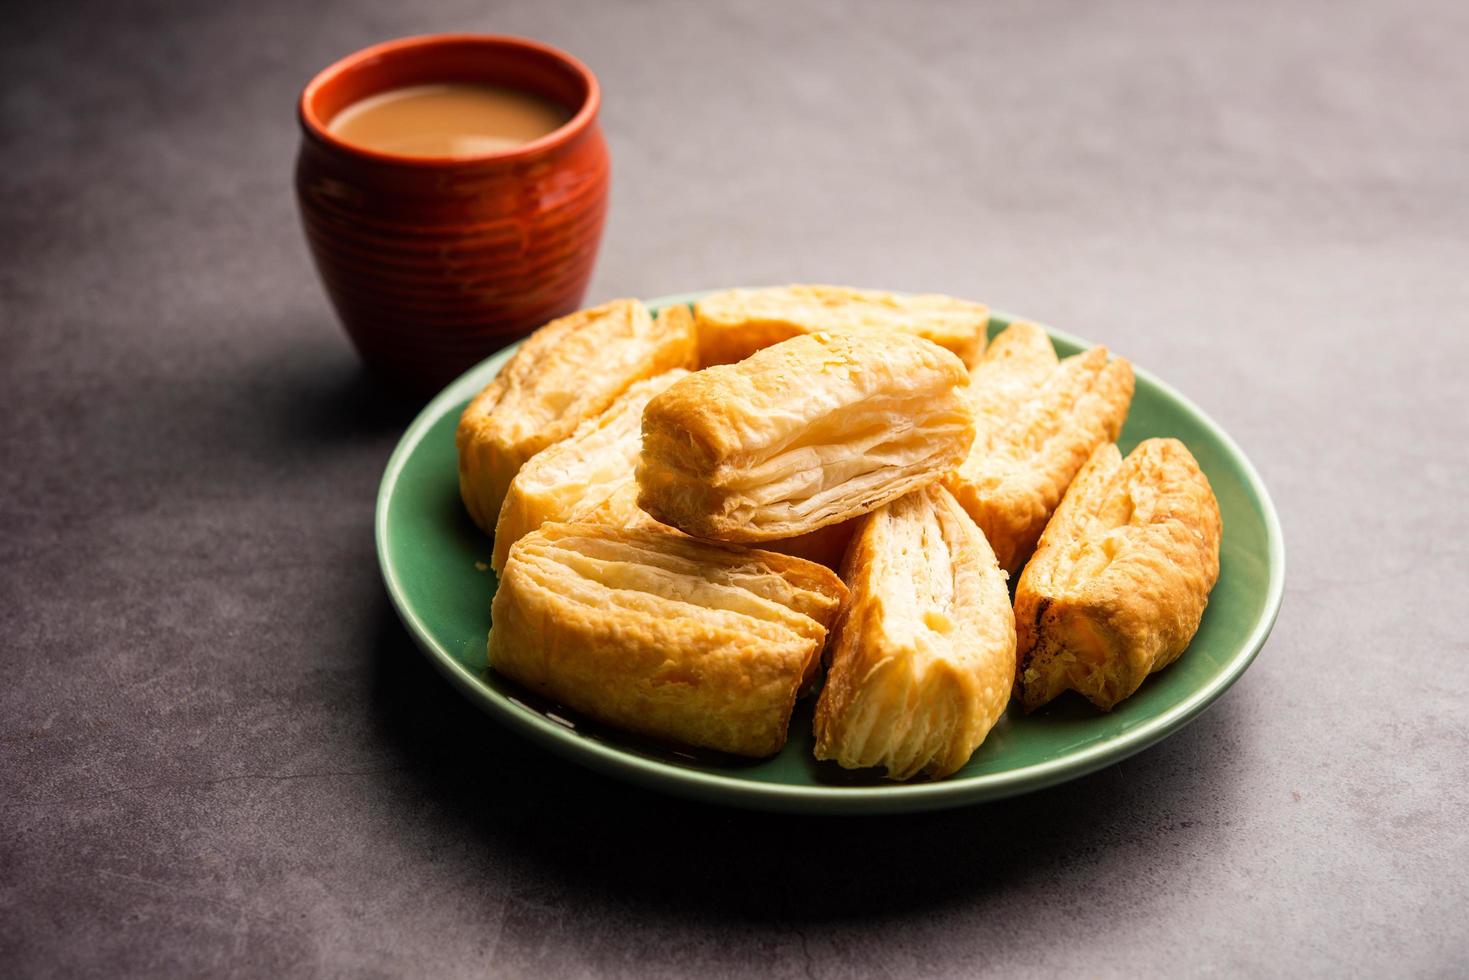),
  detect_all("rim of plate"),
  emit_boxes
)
[375,290,1287,812]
